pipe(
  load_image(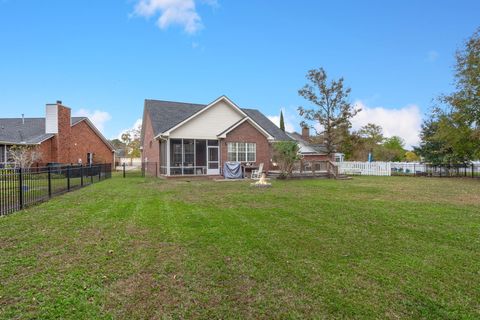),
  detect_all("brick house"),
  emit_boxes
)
[141,96,291,177]
[287,128,344,163]
[0,101,115,167]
